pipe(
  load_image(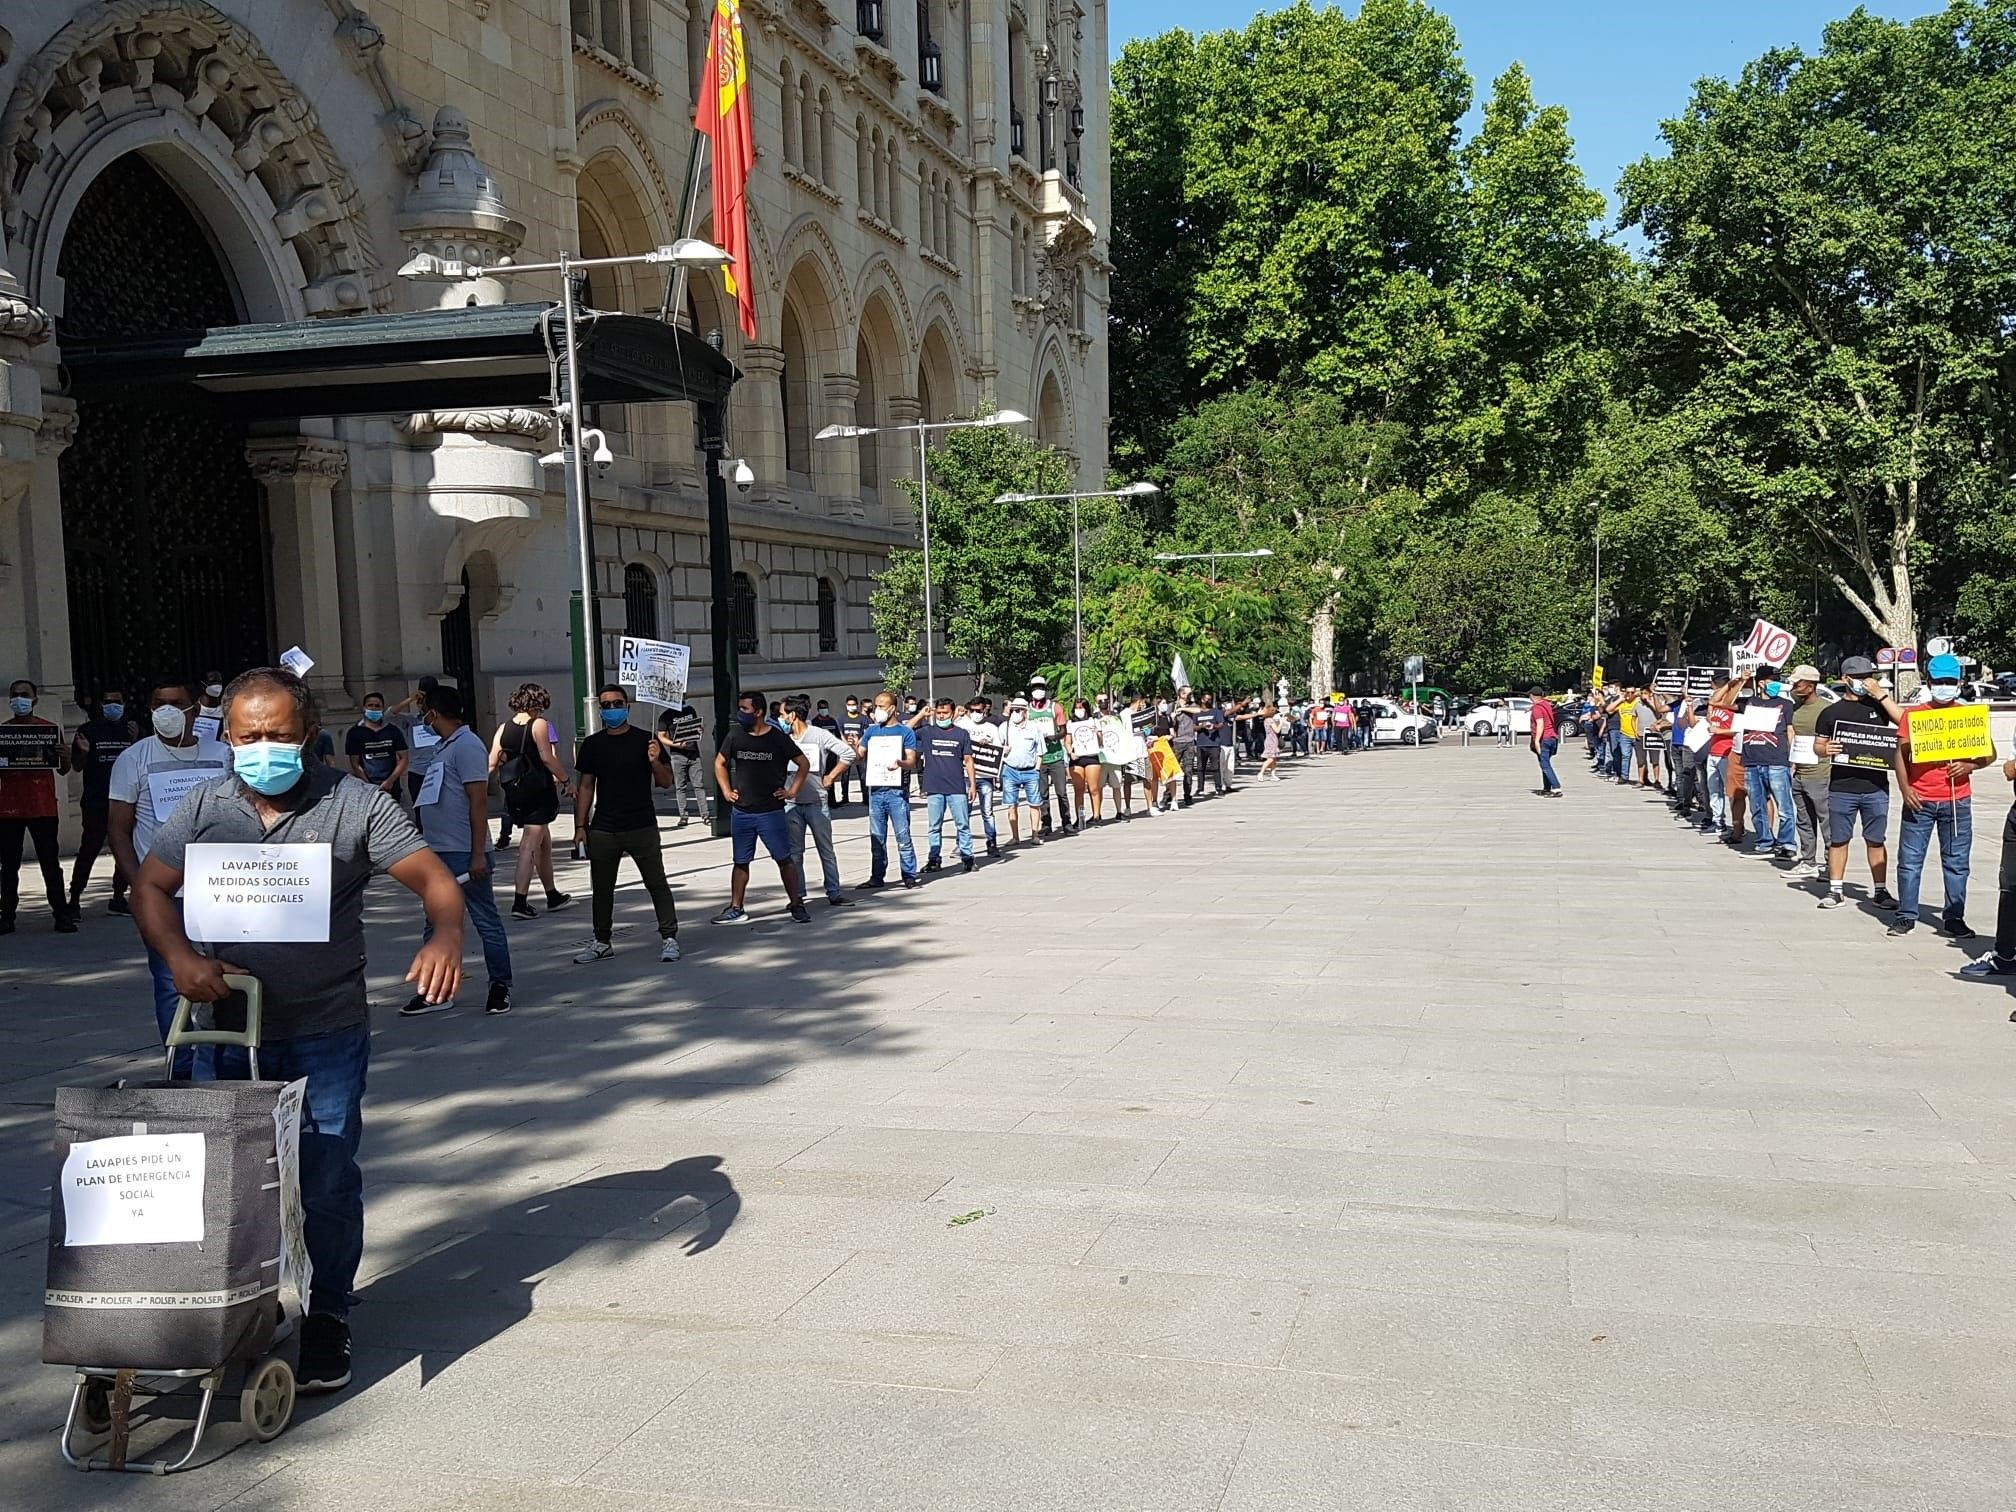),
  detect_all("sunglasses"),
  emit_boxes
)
[598,701,627,710]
